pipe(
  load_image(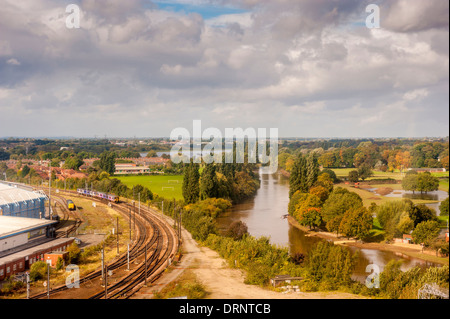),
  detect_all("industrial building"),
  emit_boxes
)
[0,238,74,281]
[0,183,47,218]
[0,183,70,281]
[0,216,58,254]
